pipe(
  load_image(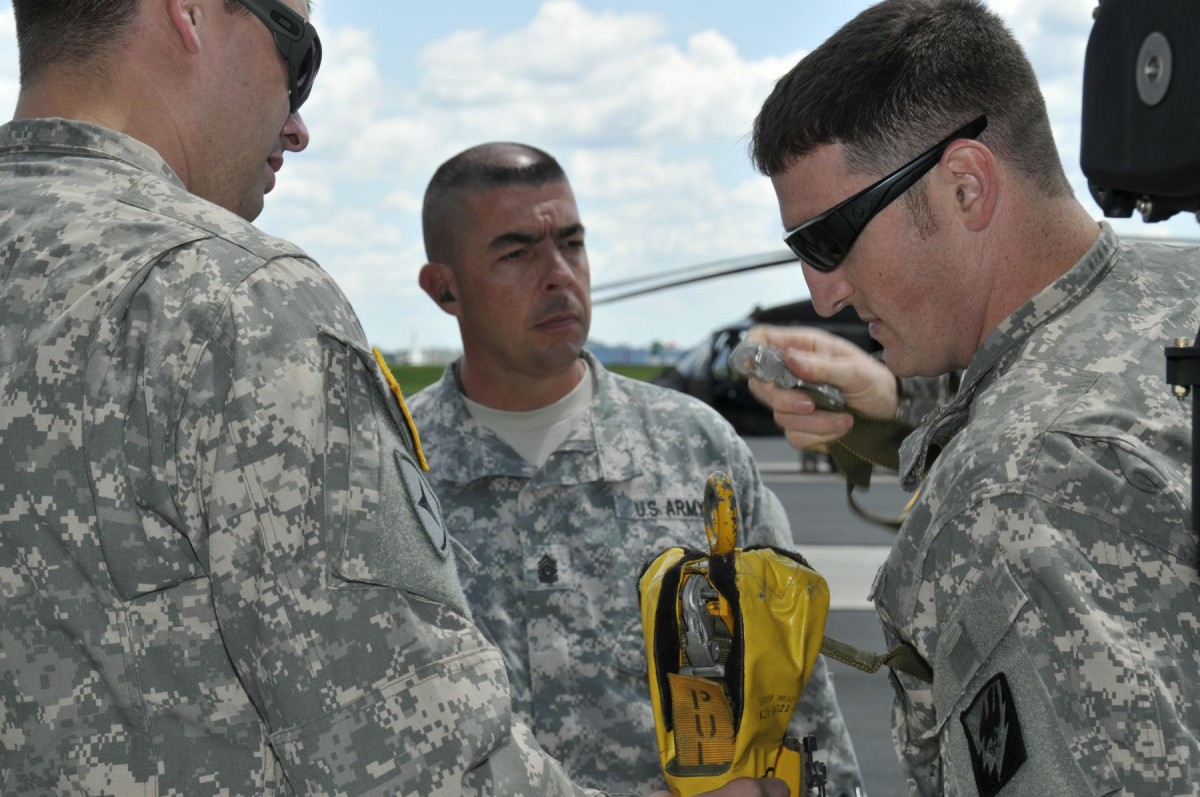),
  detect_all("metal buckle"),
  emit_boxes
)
[680,575,725,678]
